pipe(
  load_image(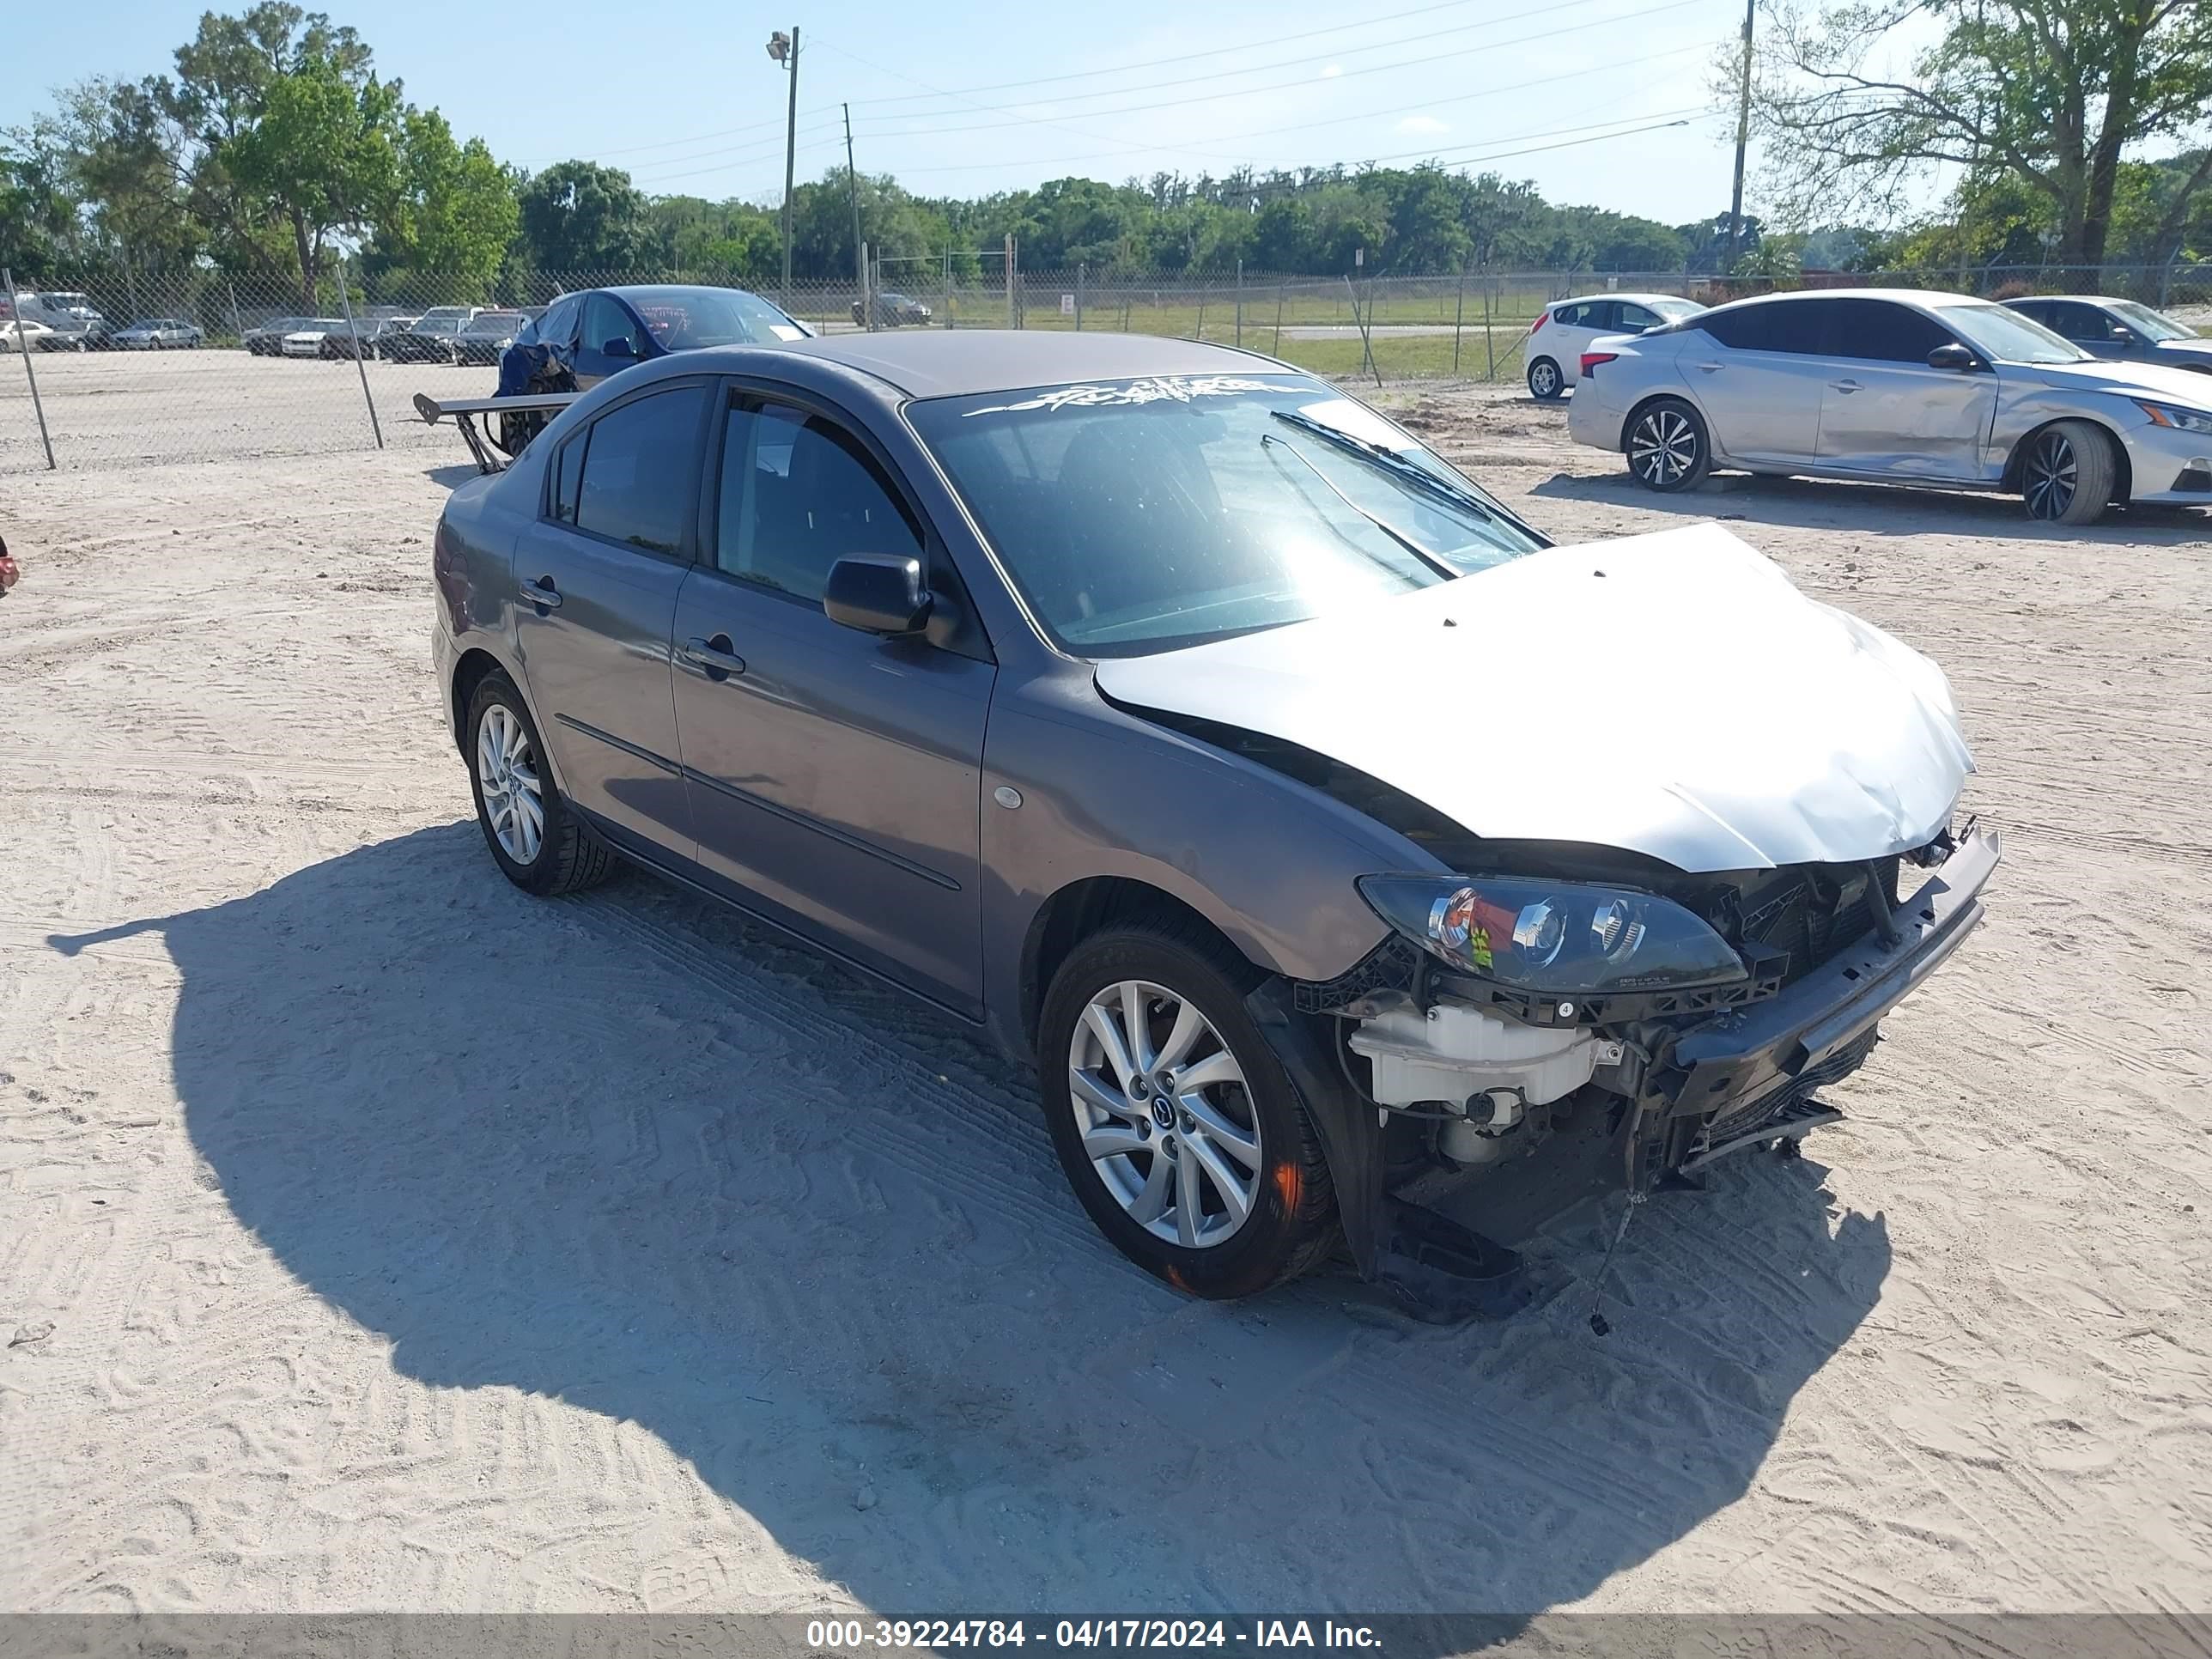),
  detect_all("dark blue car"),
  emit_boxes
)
[497,284,810,398]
